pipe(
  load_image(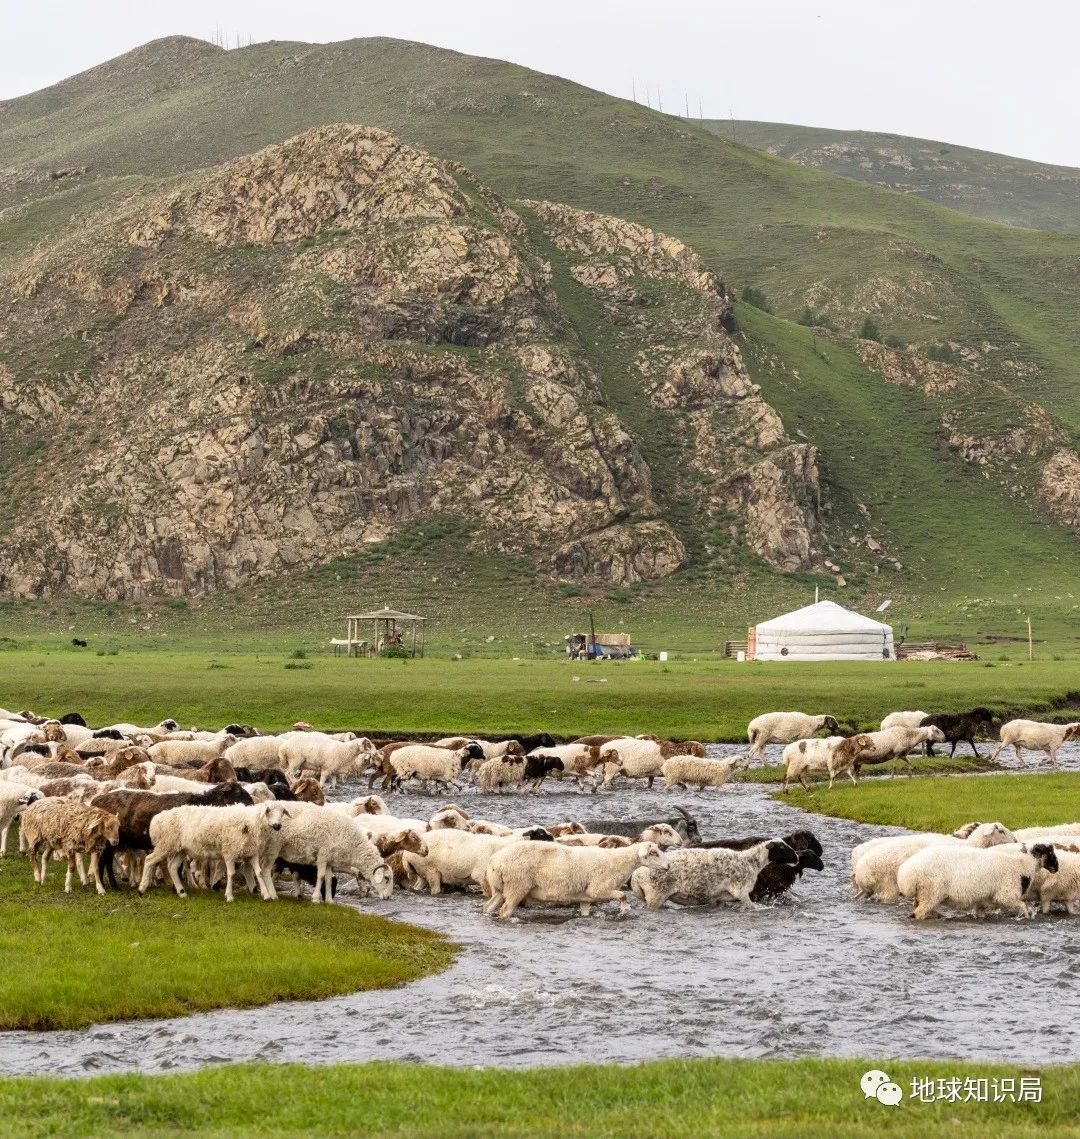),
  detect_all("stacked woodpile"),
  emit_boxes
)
[897,642,978,661]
